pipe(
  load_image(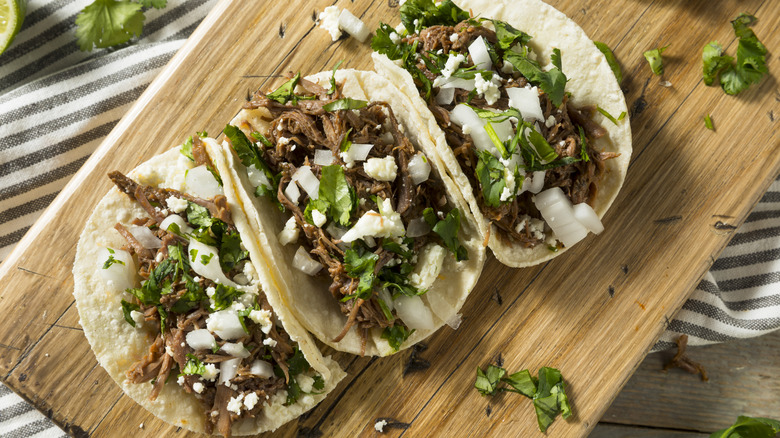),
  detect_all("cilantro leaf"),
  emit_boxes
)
[266,73,302,104]
[702,14,767,96]
[120,300,140,327]
[328,60,343,95]
[710,416,780,438]
[181,354,206,375]
[534,367,572,432]
[578,126,590,162]
[704,114,715,131]
[170,276,207,313]
[312,374,325,391]
[372,23,409,59]
[138,0,166,8]
[504,50,567,107]
[344,247,378,301]
[528,129,558,162]
[422,207,468,261]
[186,202,214,228]
[181,136,195,161]
[489,19,532,52]
[319,165,355,227]
[323,98,367,112]
[643,45,668,76]
[274,346,312,405]
[304,198,330,225]
[102,253,125,269]
[381,325,414,352]
[219,230,249,273]
[400,0,469,34]
[379,263,424,297]
[594,41,623,84]
[596,106,626,126]
[702,41,734,86]
[502,369,537,398]
[210,284,244,312]
[475,151,507,208]
[75,0,145,52]
[475,364,506,396]
[224,124,281,206]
